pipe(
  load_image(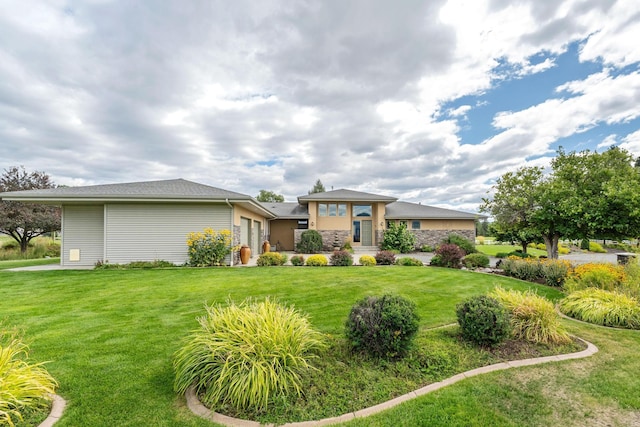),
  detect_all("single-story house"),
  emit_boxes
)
[0,178,483,266]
